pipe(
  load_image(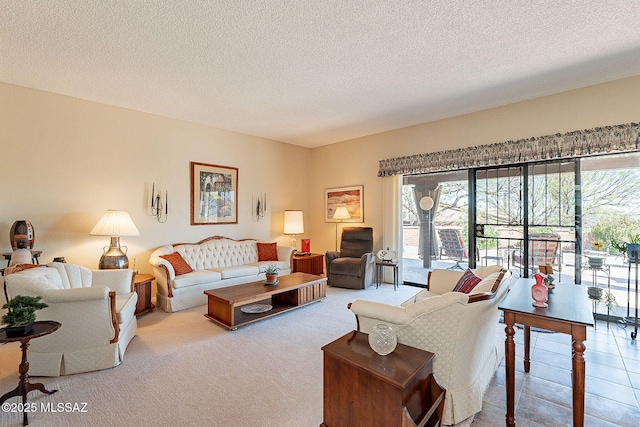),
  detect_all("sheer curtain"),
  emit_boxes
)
[381,175,402,283]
